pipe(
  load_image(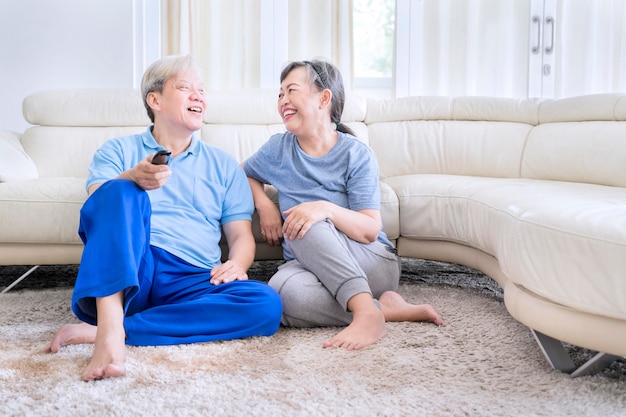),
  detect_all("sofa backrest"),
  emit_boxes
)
[21,89,368,178]
[22,89,149,178]
[524,94,626,188]
[366,96,541,180]
[366,93,626,188]
[20,89,626,188]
